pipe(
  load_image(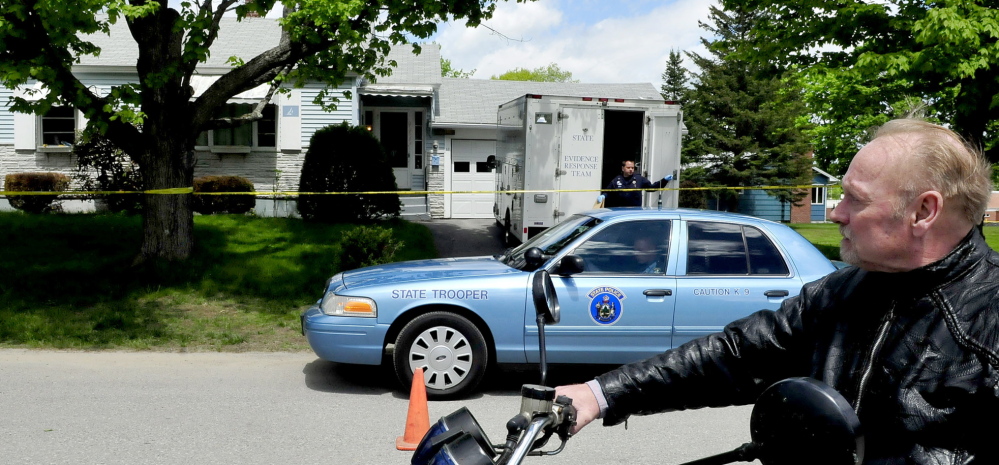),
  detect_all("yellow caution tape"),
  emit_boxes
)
[0,184,833,196]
